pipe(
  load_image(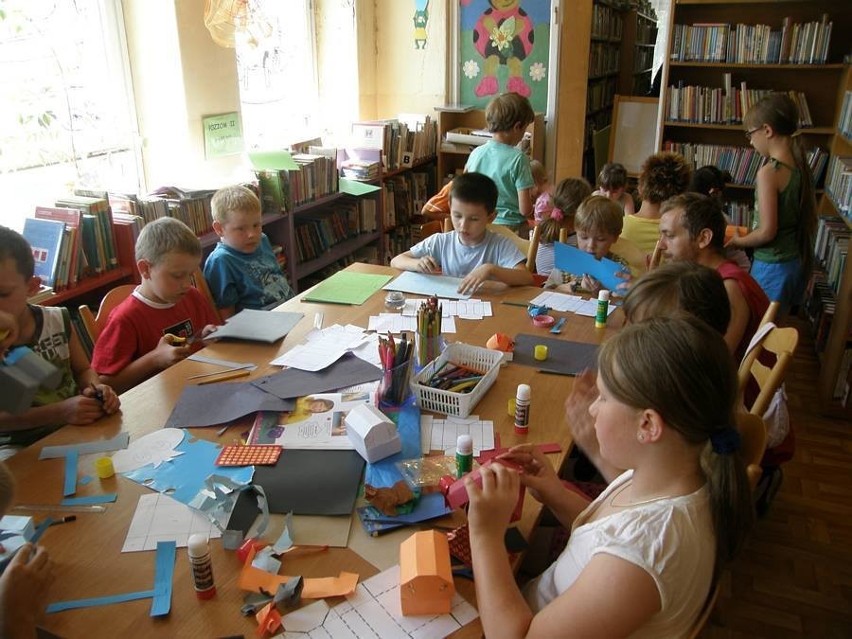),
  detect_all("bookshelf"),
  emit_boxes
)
[657,0,852,414]
[619,6,658,97]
